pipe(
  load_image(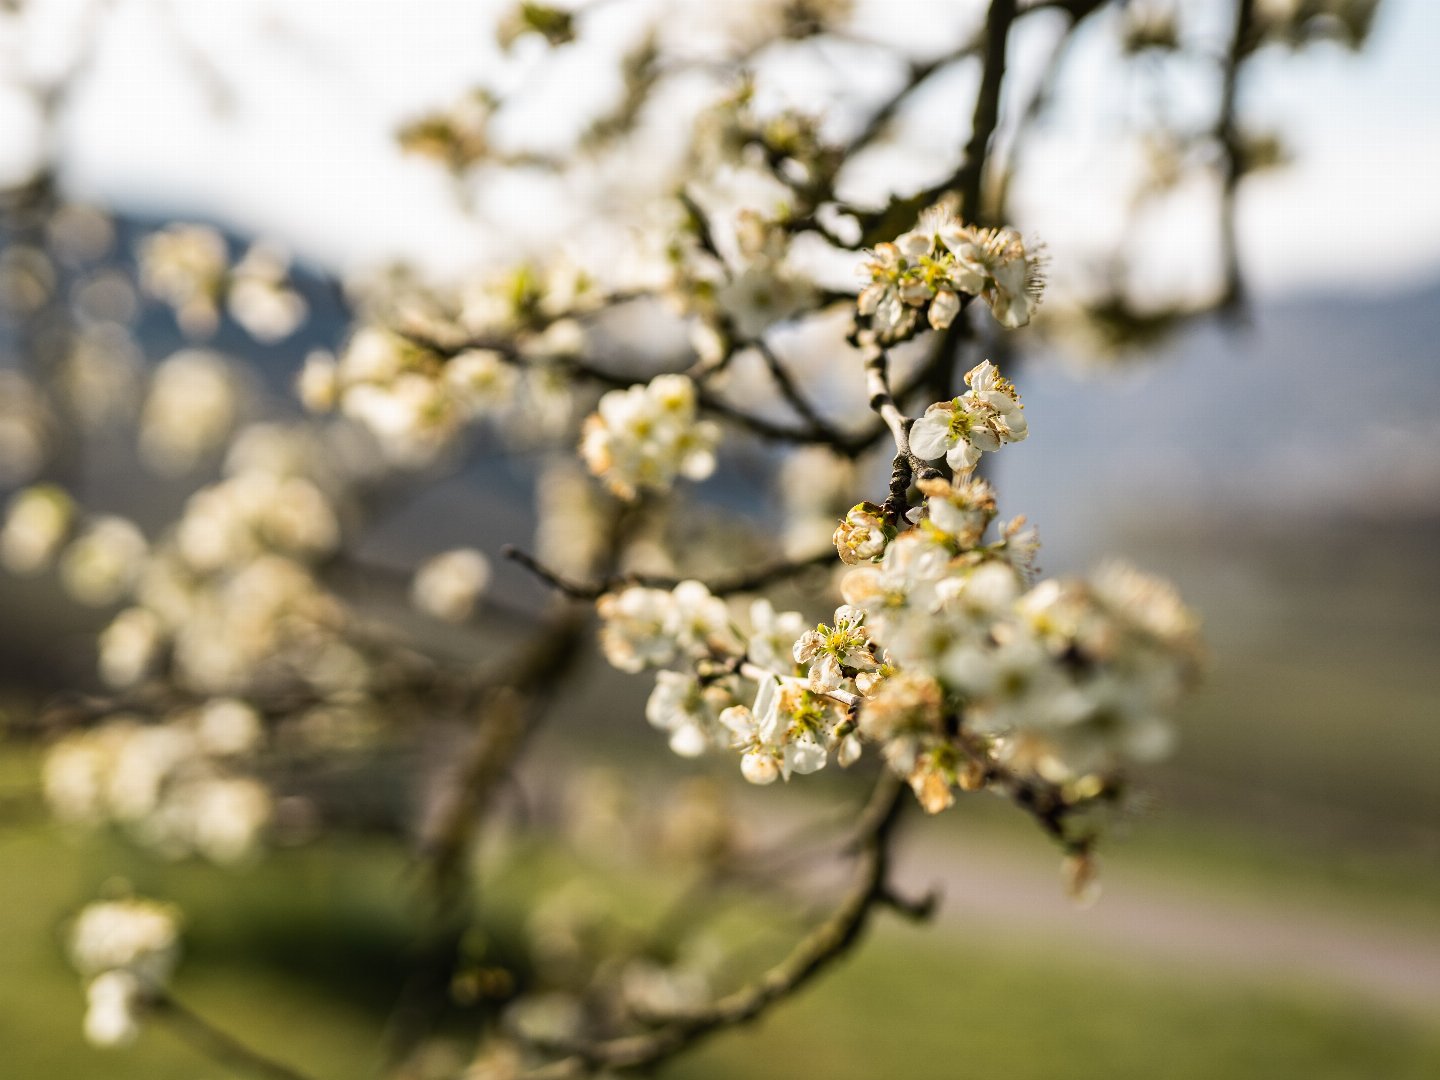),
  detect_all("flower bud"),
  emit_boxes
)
[833,502,888,565]
[741,750,780,785]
